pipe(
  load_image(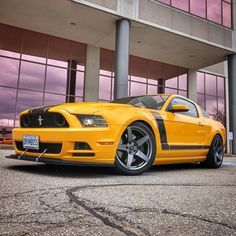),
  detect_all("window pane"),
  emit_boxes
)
[47,59,68,68]
[148,85,157,94]
[22,31,47,63]
[164,88,178,94]
[165,77,177,88]
[148,79,158,85]
[47,37,71,67]
[0,87,16,127]
[75,97,83,102]
[0,24,23,56]
[197,72,204,93]
[217,76,225,97]
[45,66,67,94]
[218,97,225,110]
[207,0,222,24]
[16,90,43,115]
[19,61,45,91]
[206,95,217,114]
[130,56,147,78]
[130,82,146,96]
[179,74,187,90]
[164,64,180,79]
[130,76,147,83]
[76,71,84,97]
[71,42,86,66]
[147,61,164,80]
[223,2,232,28]
[100,48,114,72]
[178,90,187,97]
[99,76,111,100]
[77,65,85,71]
[0,49,20,58]
[44,93,66,105]
[172,0,189,11]
[0,57,19,87]
[22,54,46,64]
[197,93,205,109]
[190,0,206,18]
[205,74,217,95]
[158,0,171,5]
[100,70,112,76]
